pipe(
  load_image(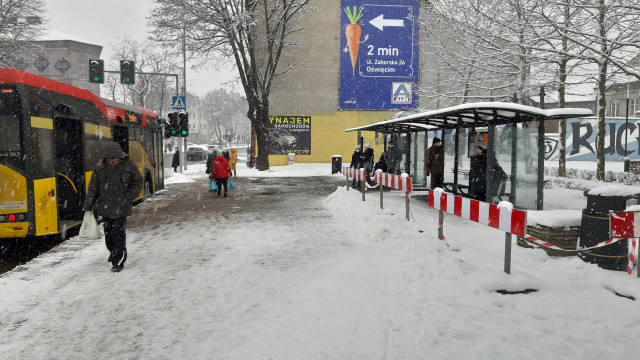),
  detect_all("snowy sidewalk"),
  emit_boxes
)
[1,164,640,359]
